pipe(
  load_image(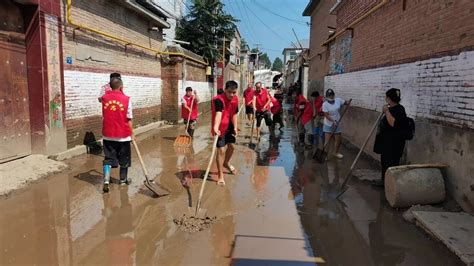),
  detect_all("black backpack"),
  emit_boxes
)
[402,117,415,140]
